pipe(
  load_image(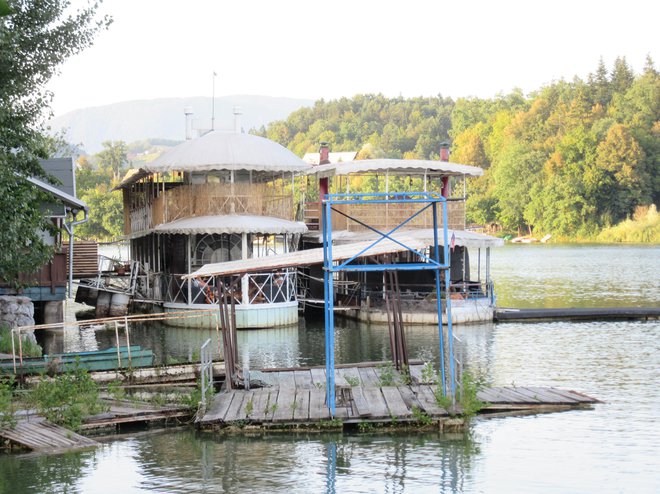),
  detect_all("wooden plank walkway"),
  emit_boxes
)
[81,400,193,430]
[198,364,599,428]
[1,418,99,452]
